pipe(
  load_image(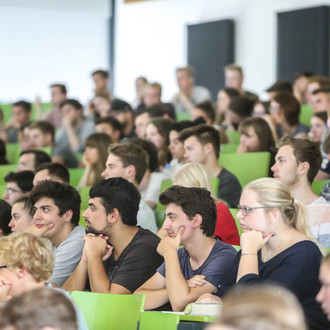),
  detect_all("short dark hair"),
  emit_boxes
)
[159,185,216,236]
[0,288,77,330]
[20,149,52,169]
[35,162,70,184]
[126,138,159,172]
[273,92,300,126]
[95,116,123,134]
[170,118,204,133]
[266,80,293,93]
[50,83,67,95]
[195,101,215,122]
[12,100,31,113]
[30,181,81,226]
[4,171,34,192]
[312,87,330,95]
[229,96,254,118]
[13,196,34,218]
[179,124,221,158]
[60,99,83,111]
[108,143,149,184]
[278,137,322,184]
[29,120,55,142]
[110,98,132,112]
[92,69,109,79]
[0,200,12,235]
[294,71,314,81]
[89,177,140,226]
